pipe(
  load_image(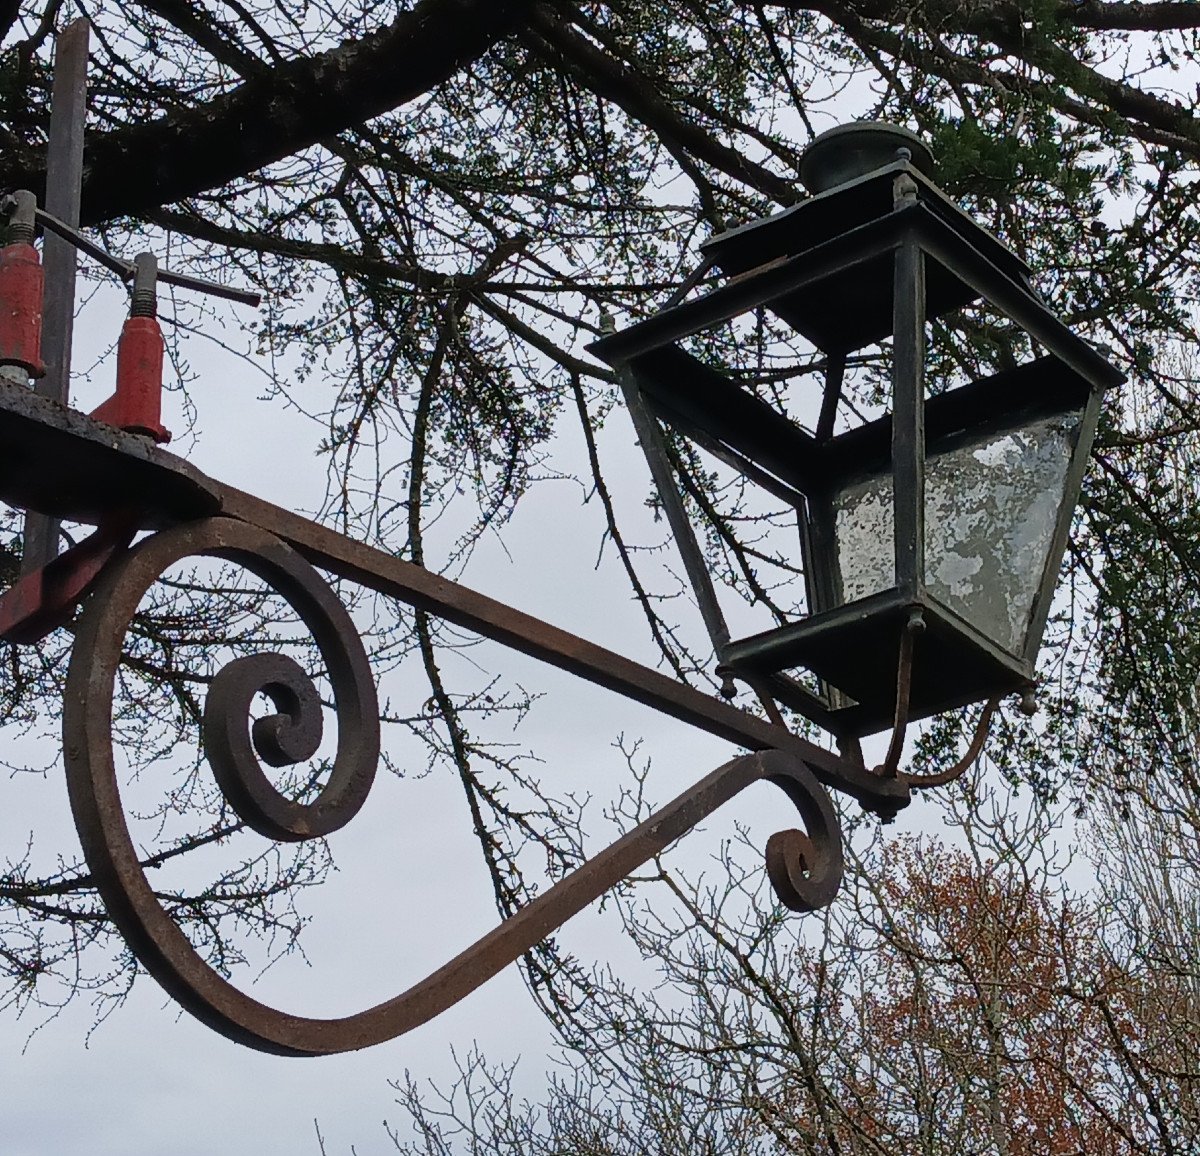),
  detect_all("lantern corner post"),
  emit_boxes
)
[890,228,927,609]
[613,358,734,663]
